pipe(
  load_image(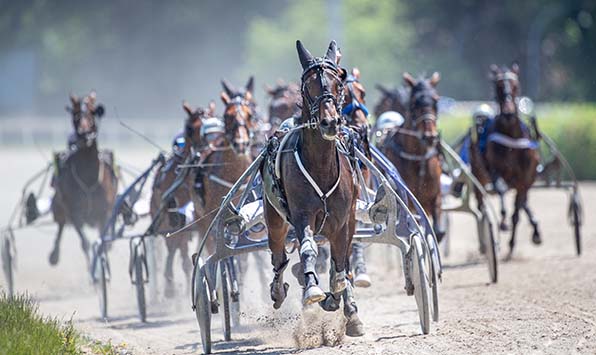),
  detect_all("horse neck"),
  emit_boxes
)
[298,124,338,185]
[496,112,524,138]
[69,141,100,182]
